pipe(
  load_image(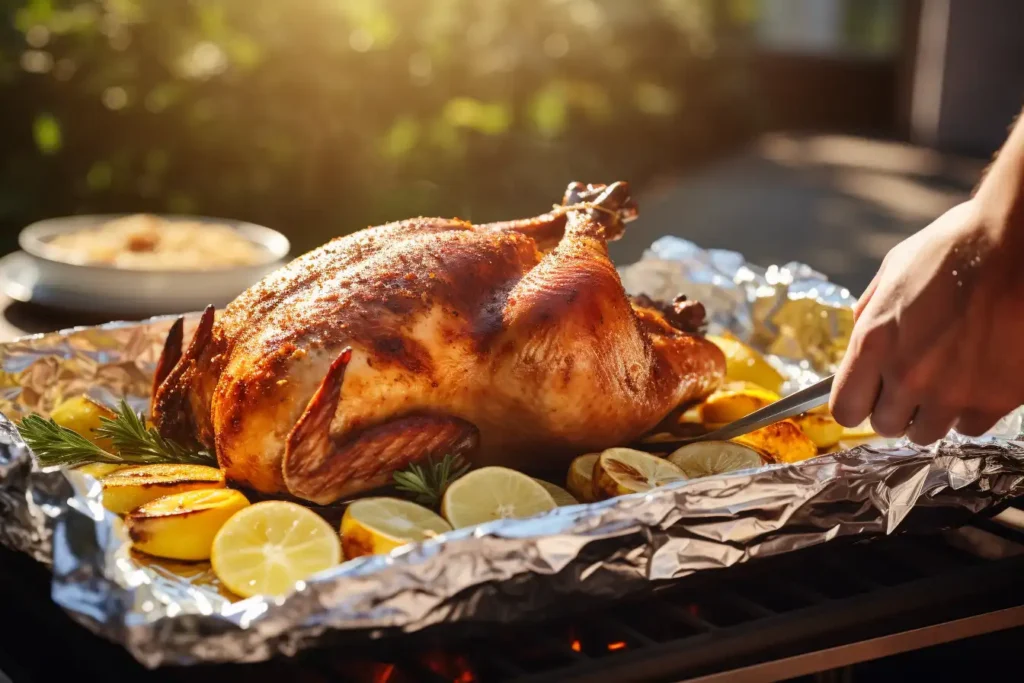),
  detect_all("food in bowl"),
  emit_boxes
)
[42,214,269,270]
